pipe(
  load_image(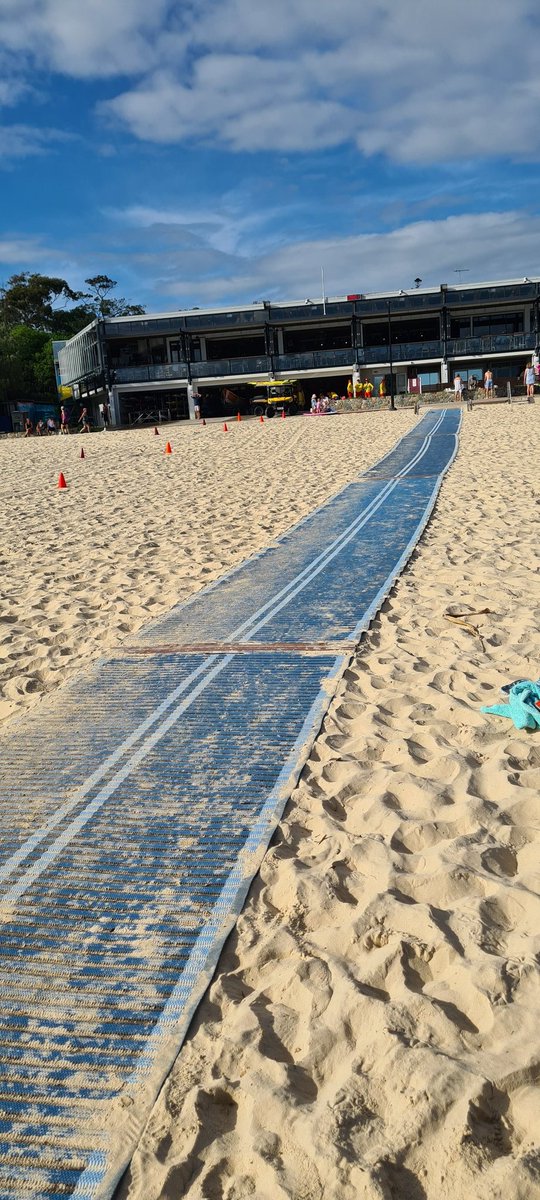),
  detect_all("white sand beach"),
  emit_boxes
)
[1,407,539,1200]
